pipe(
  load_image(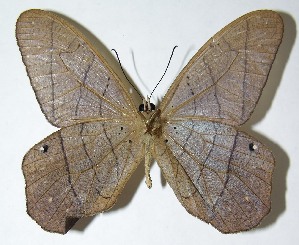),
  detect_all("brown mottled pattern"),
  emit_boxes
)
[17,9,282,234]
